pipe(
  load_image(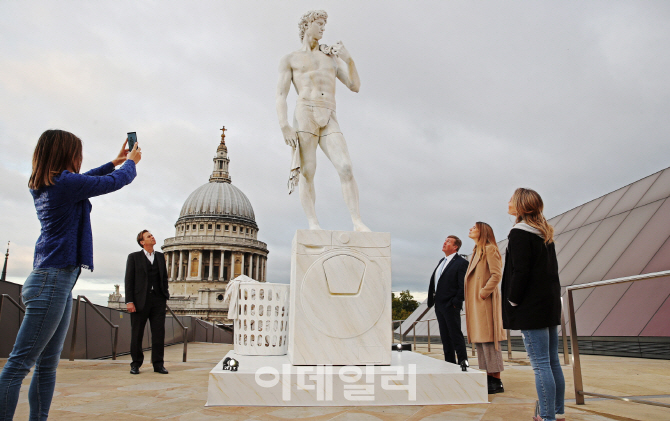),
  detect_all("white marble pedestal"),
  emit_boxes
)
[206,350,488,406]
[288,230,392,366]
